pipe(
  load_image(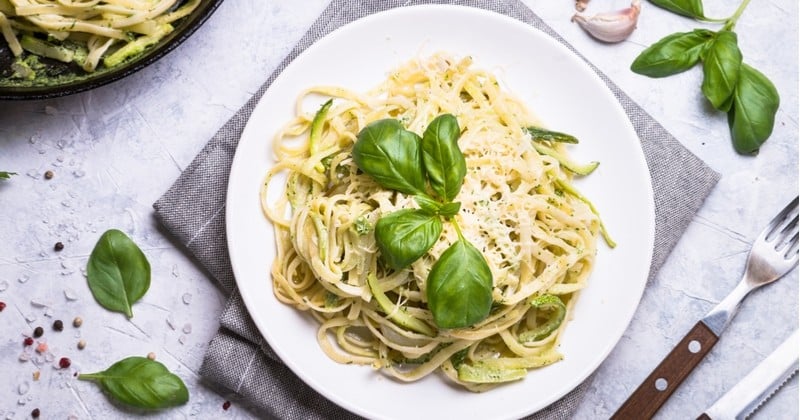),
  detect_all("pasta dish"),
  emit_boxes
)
[0,0,199,73]
[261,53,610,391]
